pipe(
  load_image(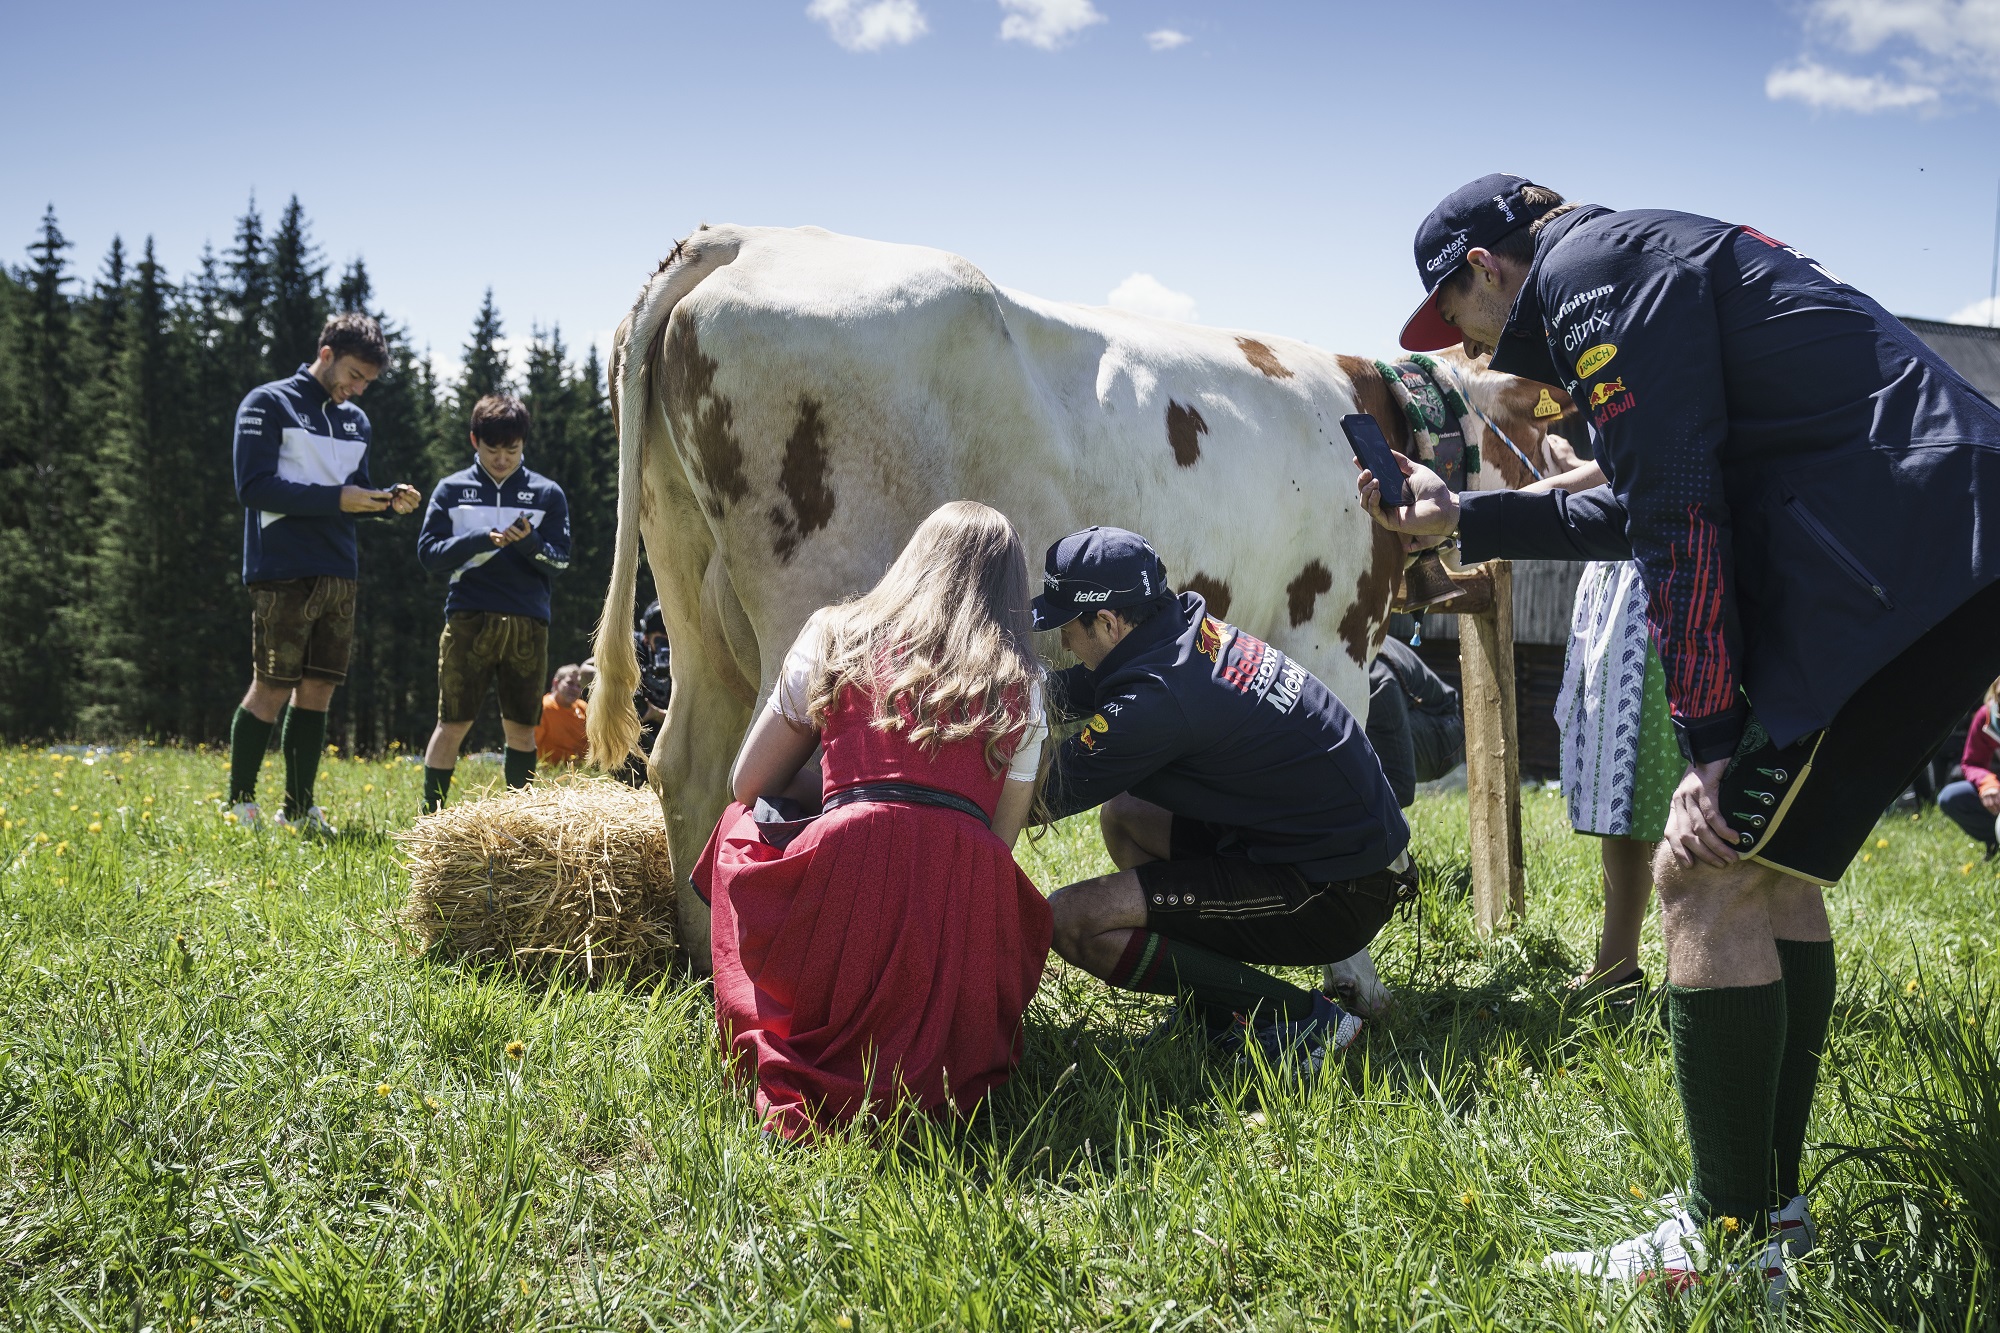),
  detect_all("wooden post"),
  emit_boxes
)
[1456,560,1525,934]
